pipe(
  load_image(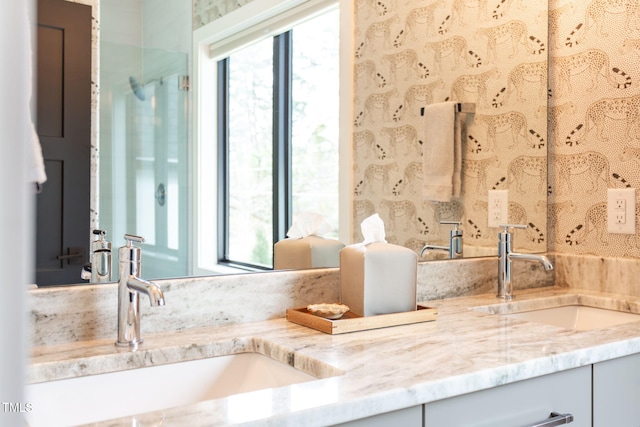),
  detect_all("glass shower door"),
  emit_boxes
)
[100,43,188,280]
[130,74,187,278]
